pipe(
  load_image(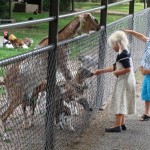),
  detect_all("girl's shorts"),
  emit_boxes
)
[141,74,150,101]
